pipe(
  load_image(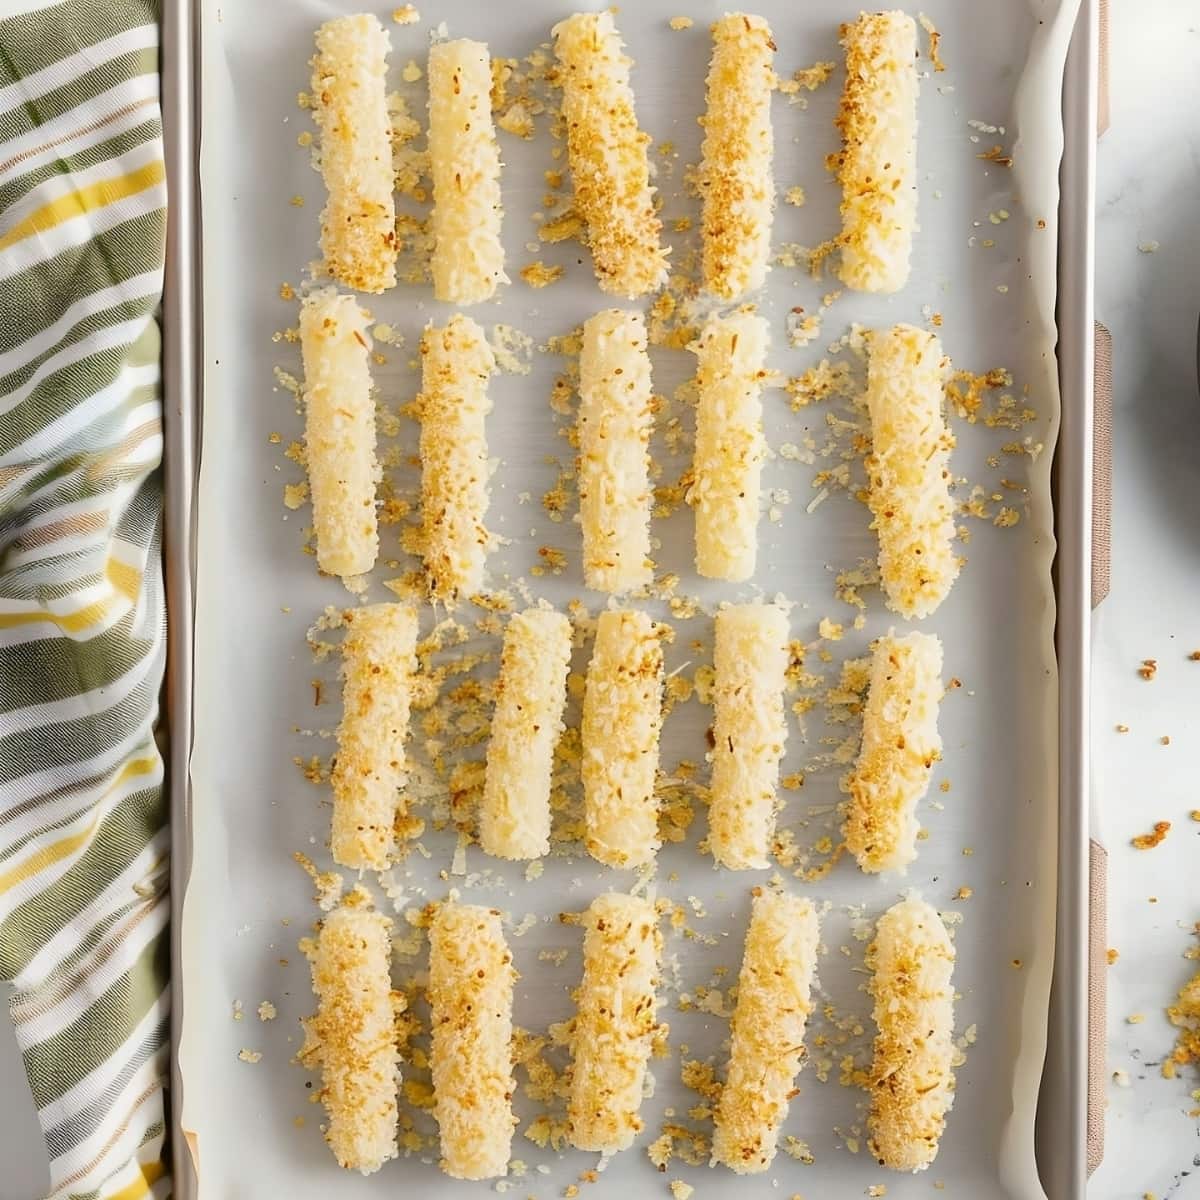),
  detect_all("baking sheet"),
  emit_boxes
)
[181,1,1080,1196]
